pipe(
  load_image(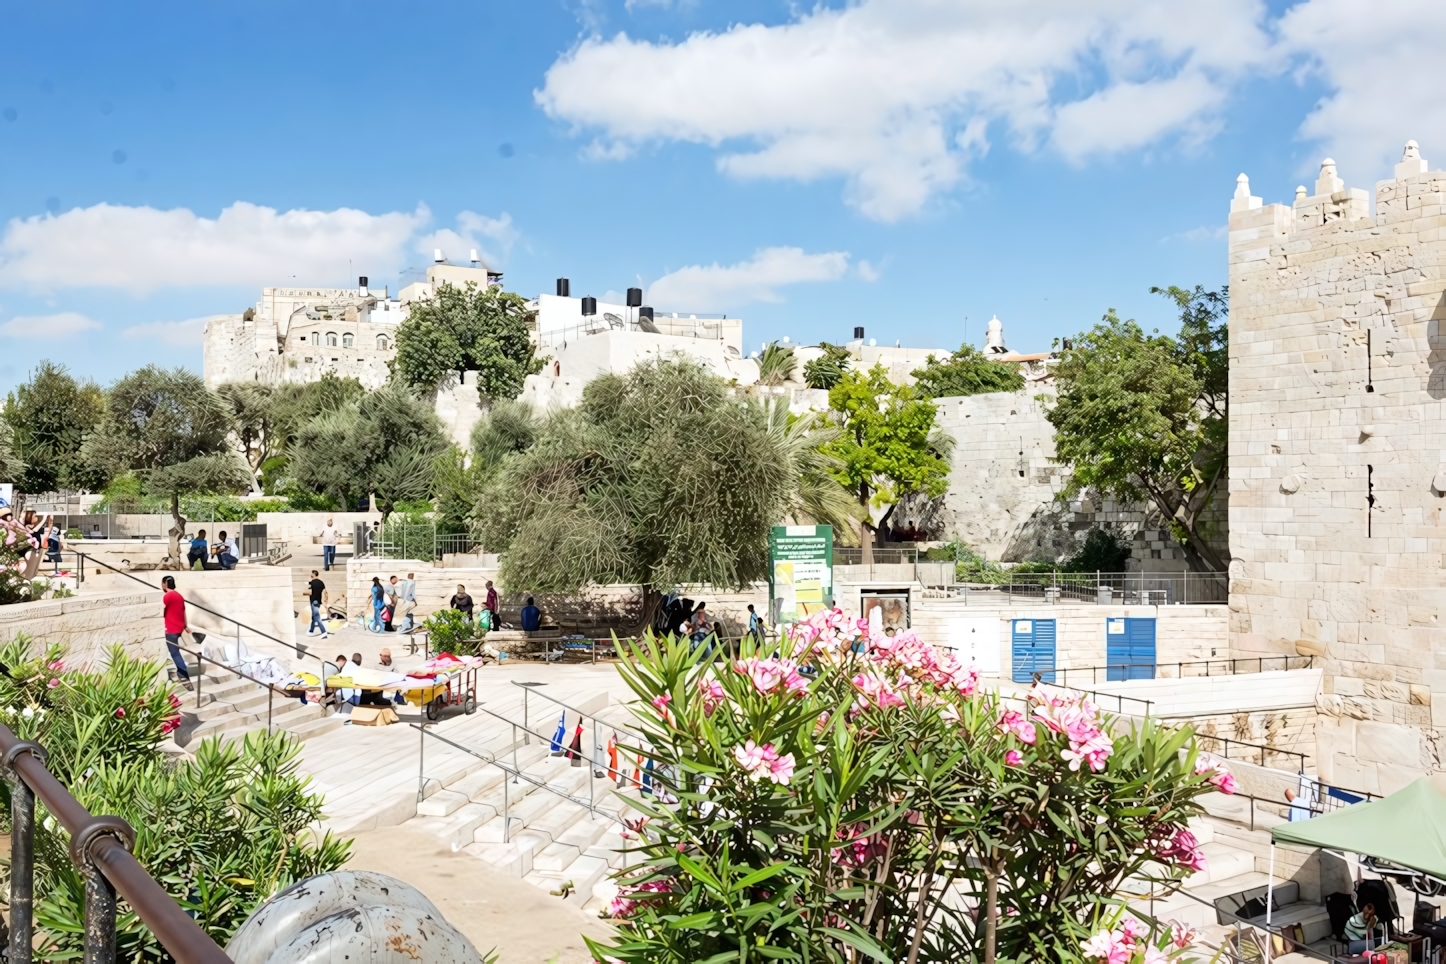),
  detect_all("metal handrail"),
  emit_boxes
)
[74,550,338,716]
[510,679,645,744]
[1,723,234,963]
[1198,734,1310,774]
[1054,655,1315,687]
